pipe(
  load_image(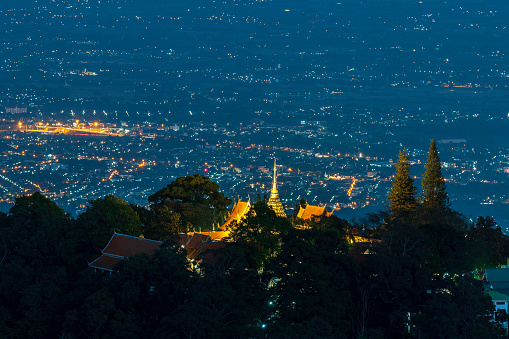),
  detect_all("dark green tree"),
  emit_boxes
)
[169,245,266,338]
[468,216,508,270]
[292,198,307,220]
[360,254,432,338]
[420,219,473,275]
[64,248,192,338]
[227,201,292,269]
[4,193,76,266]
[148,174,231,231]
[111,248,193,328]
[386,148,418,219]
[421,139,449,212]
[413,275,506,338]
[0,193,81,338]
[266,222,353,338]
[135,204,187,241]
[77,195,143,251]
